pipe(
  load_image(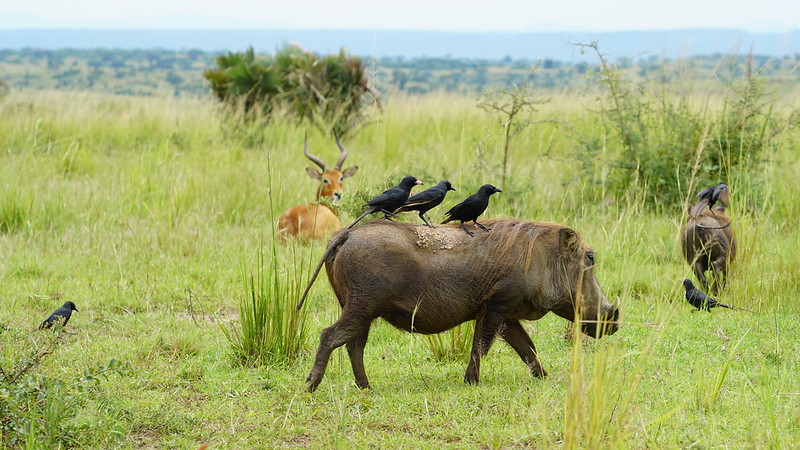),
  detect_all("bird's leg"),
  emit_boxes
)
[420,213,436,228]
[460,222,475,236]
[380,209,398,220]
[474,220,491,232]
